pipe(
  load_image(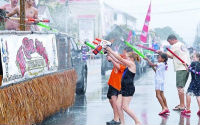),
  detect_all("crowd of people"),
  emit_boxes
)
[0,0,39,31]
[105,34,200,125]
